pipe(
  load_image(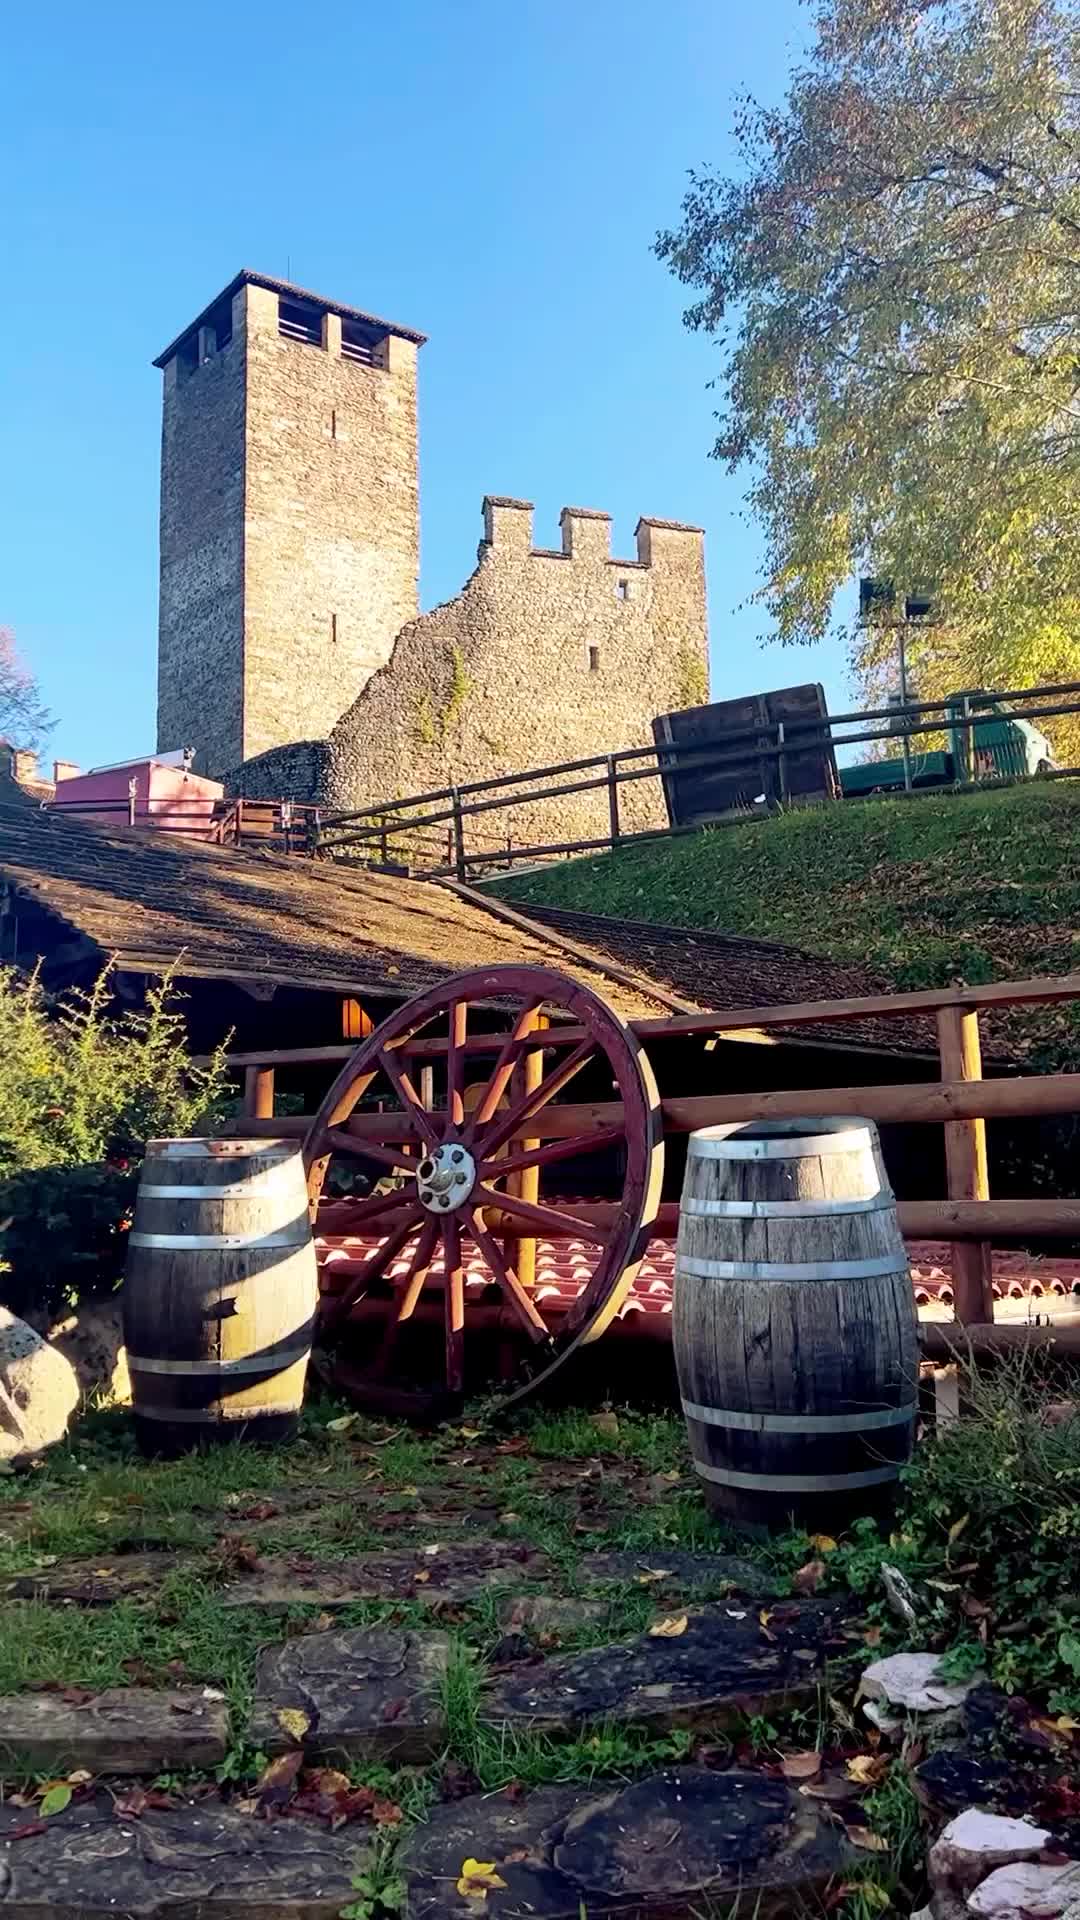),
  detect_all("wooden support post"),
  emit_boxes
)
[606,756,621,845]
[937,1005,994,1324]
[451,788,467,880]
[243,1065,275,1120]
[507,1012,546,1291]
